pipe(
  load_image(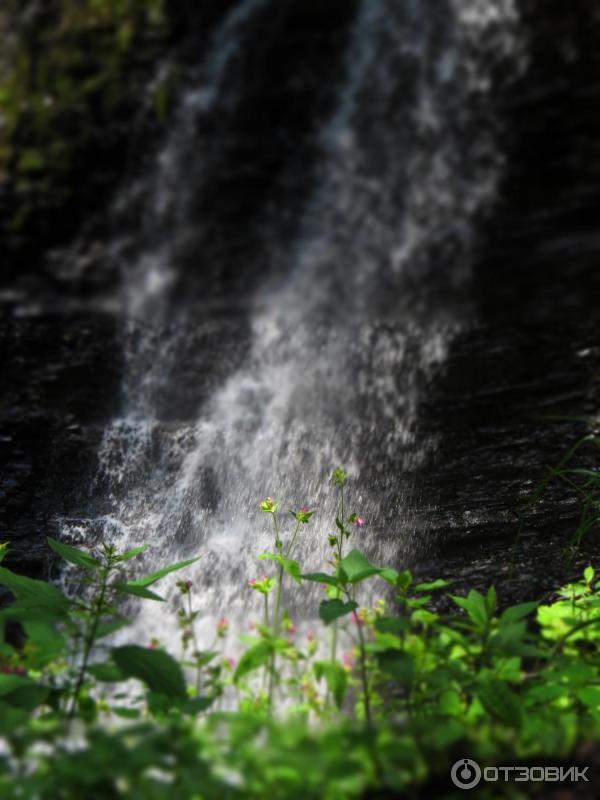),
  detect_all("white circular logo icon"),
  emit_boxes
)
[451,759,482,789]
